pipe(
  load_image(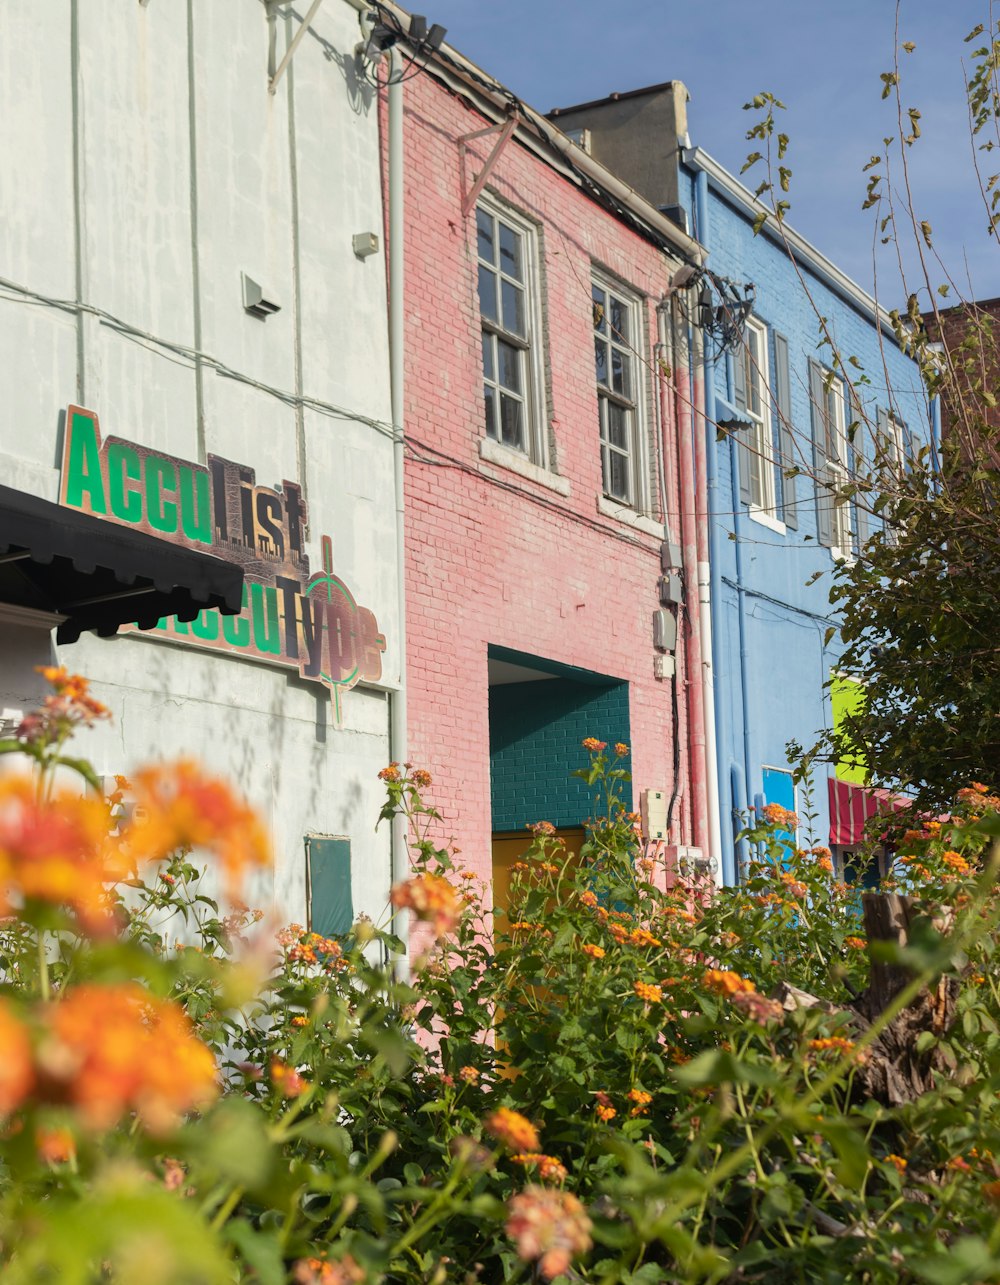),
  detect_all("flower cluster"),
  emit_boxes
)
[390,871,461,938]
[0,777,129,932]
[510,1152,568,1182]
[505,1186,593,1281]
[293,1256,366,1285]
[36,983,218,1132]
[485,1107,540,1153]
[17,667,110,744]
[702,969,755,997]
[127,760,271,895]
[633,981,663,1004]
